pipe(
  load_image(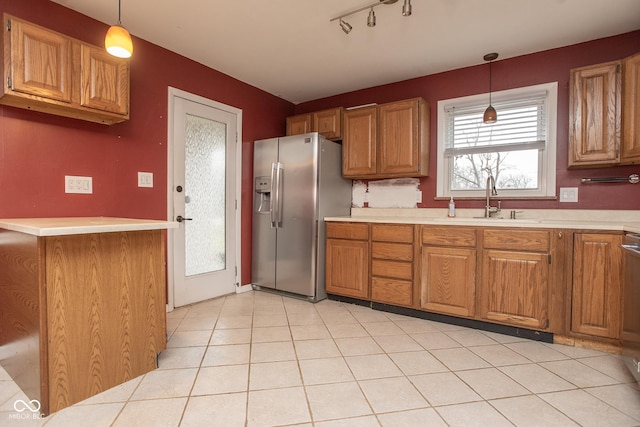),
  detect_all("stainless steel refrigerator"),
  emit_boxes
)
[252,132,352,301]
